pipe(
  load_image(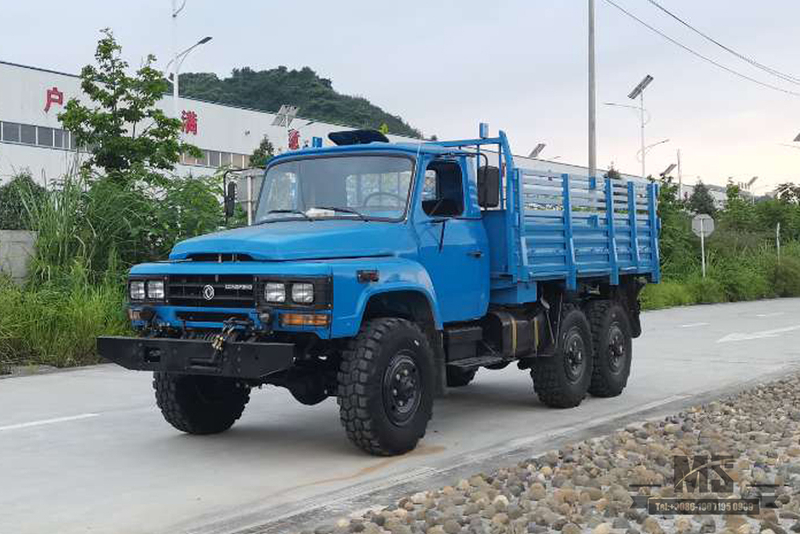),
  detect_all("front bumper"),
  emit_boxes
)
[97,336,295,379]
